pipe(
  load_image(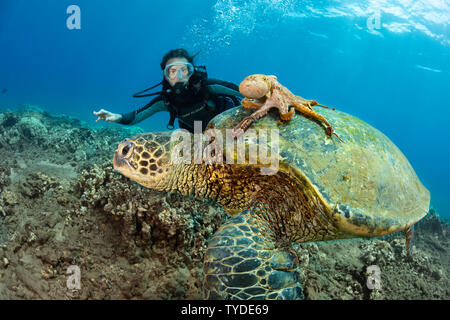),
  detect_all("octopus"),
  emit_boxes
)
[232,74,343,142]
